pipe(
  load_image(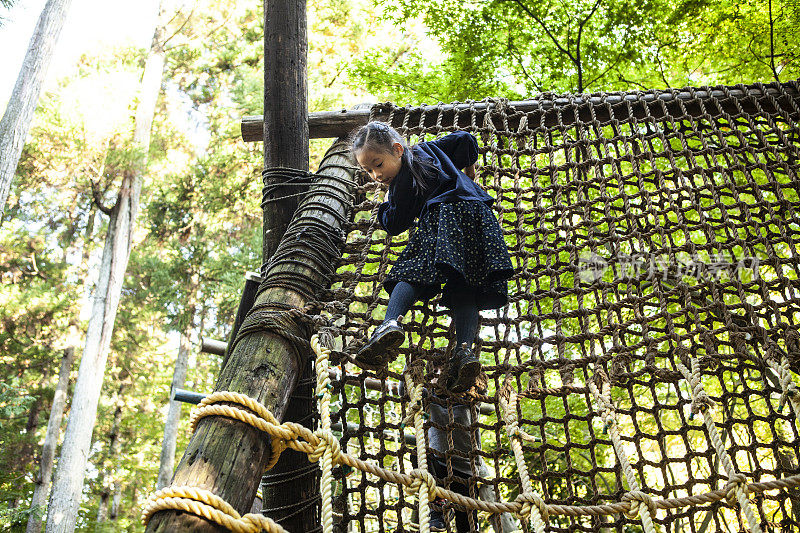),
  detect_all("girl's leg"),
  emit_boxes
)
[384,281,420,322]
[449,287,479,348]
[447,286,481,392]
[355,281,421,370]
